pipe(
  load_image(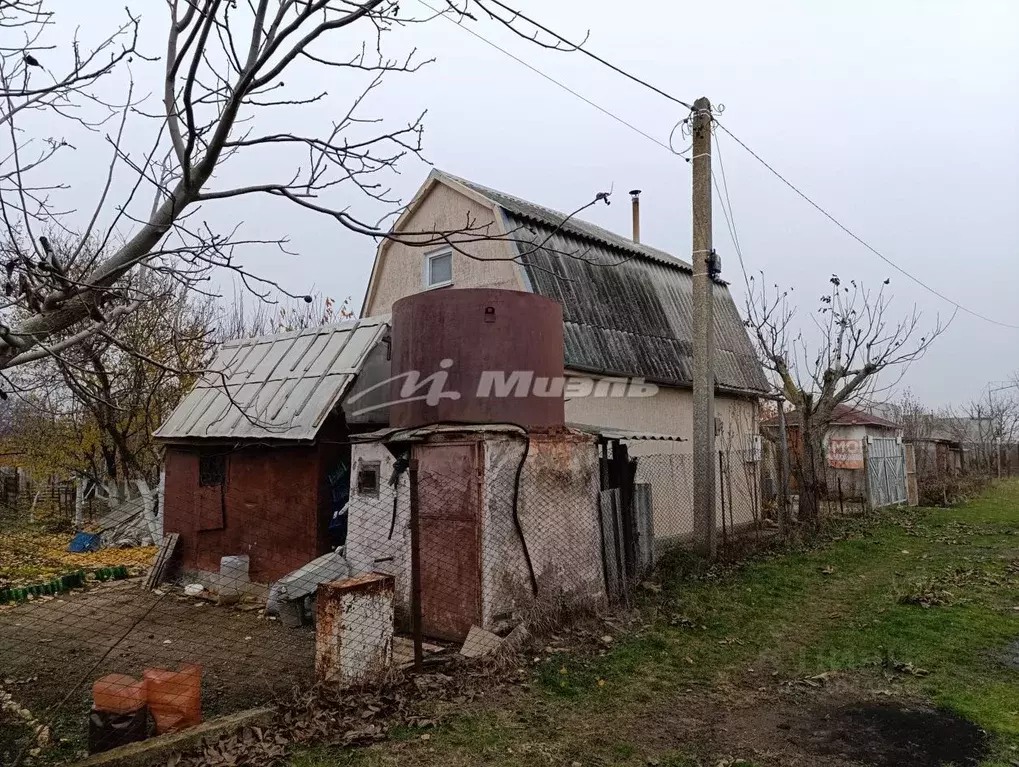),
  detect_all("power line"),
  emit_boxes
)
[418,0,678,155]
[477,0,694,110]
[714,120,1019,330]
[426,0,1016,330]
[712,129,752,295]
